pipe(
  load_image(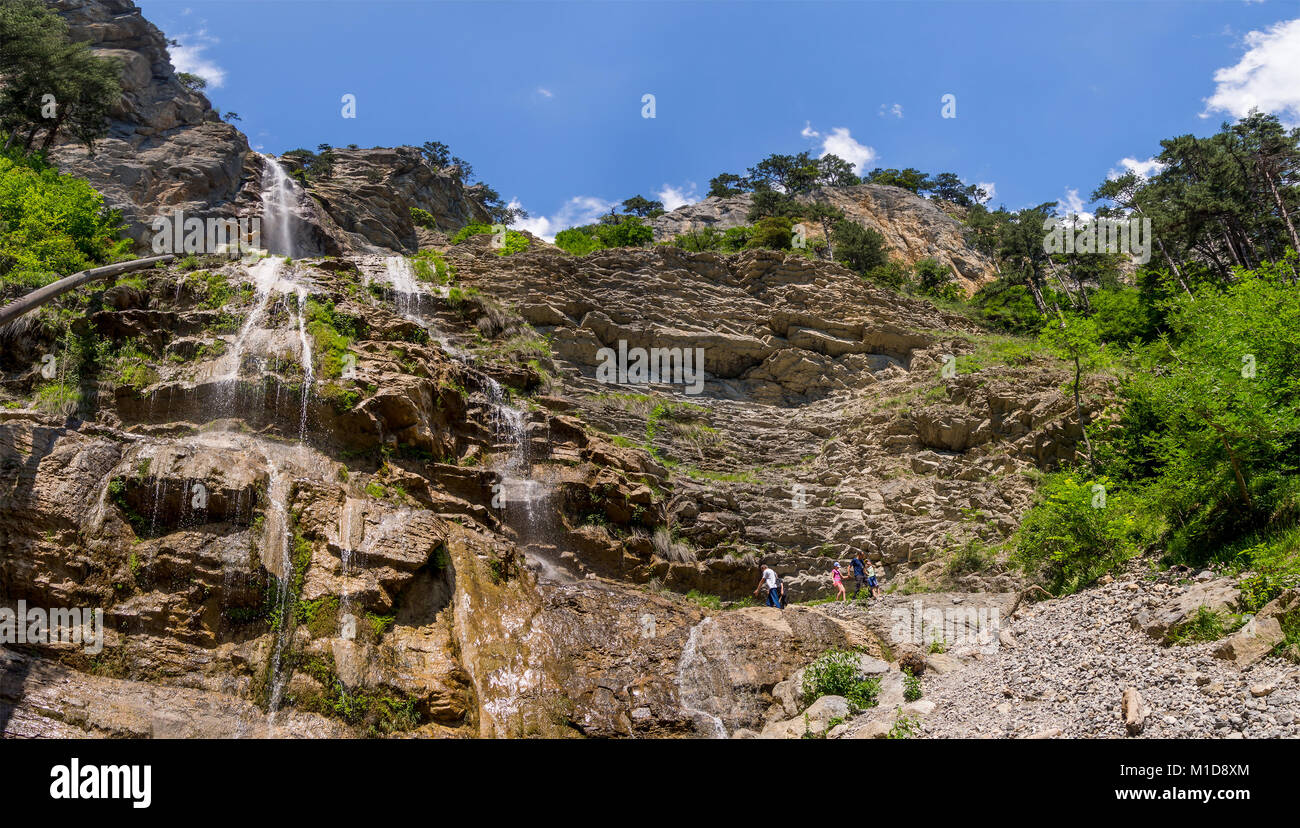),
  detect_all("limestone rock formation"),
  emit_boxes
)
[47,0,254,248]
[648,185,999,294]
[296,147,492,254]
